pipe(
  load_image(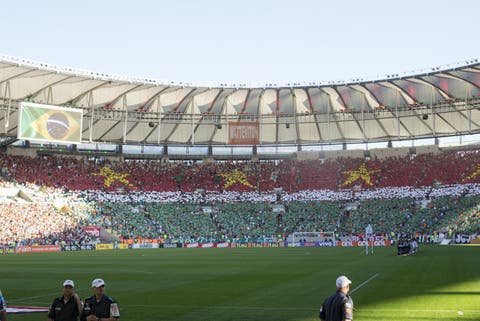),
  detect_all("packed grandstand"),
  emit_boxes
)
[0,149,479,250]
[0,56,479,252]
